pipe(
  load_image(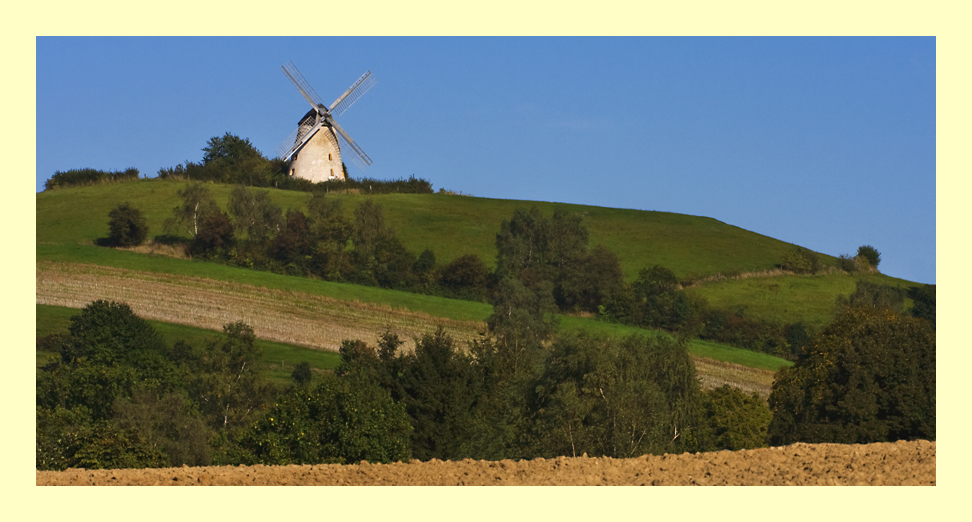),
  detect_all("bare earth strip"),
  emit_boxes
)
[35,261,774,396]
[36,261,485,353]
[36,440,934,486]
